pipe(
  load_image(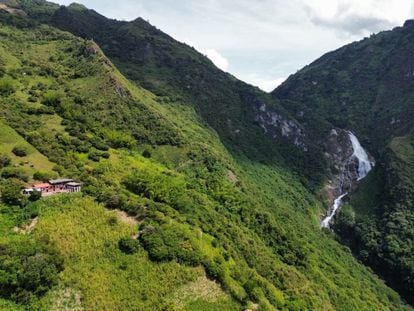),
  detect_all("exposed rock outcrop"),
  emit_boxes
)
[323,128,375,211]
[253,101,307,150]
